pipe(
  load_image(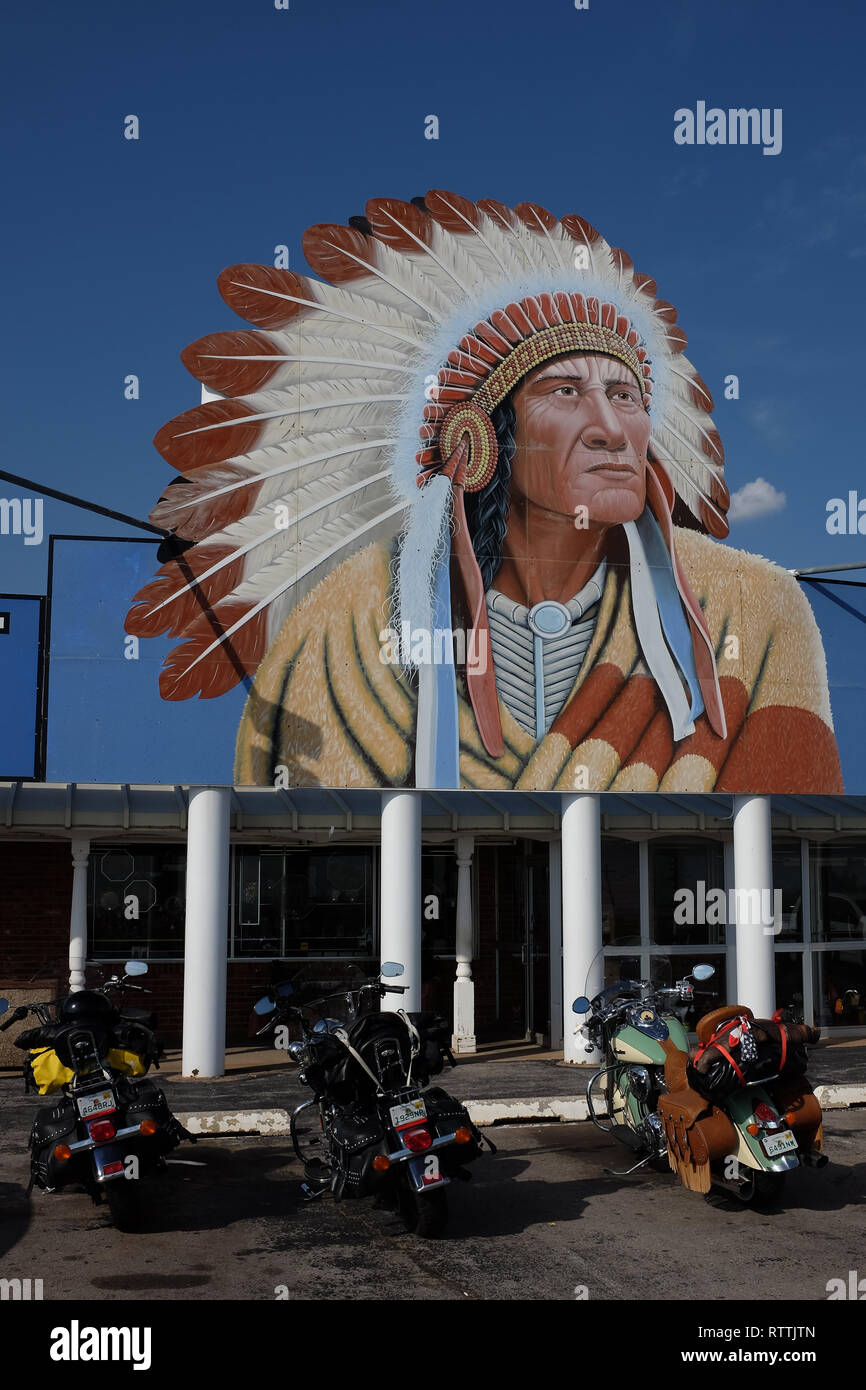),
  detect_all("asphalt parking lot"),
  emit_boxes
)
[1,1110,863,1302]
